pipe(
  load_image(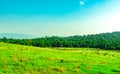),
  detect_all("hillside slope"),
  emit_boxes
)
[0,33,35,39]
[0,42,120,74]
